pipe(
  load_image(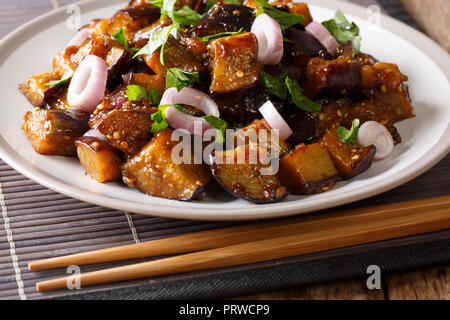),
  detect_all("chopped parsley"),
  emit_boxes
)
[161,0,202,30]
[337,119,360,143]
[112,27,129,50]
[259,70,287,100]
[126,85,161,105]
[255,0,304,30]
[48,69,74,87]
[195,28,243,42]
[203,115,228,143]
[151,104,183,133]
[133,24,174,65]
[166,68,200,91]
[285,75,322,112]
[322,9,362,54]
